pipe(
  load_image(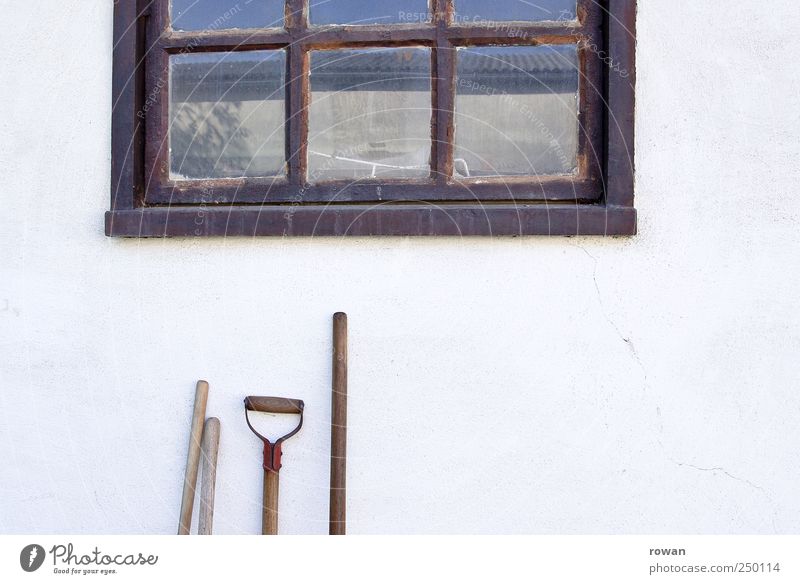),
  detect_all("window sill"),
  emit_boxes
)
[105,204,636,237]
